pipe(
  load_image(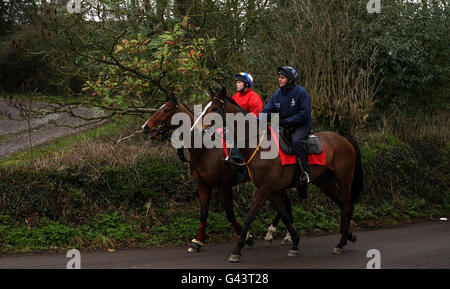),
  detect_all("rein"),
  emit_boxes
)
[212,96,266,183]
[158,124,189,163]
[228,129,266,184]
